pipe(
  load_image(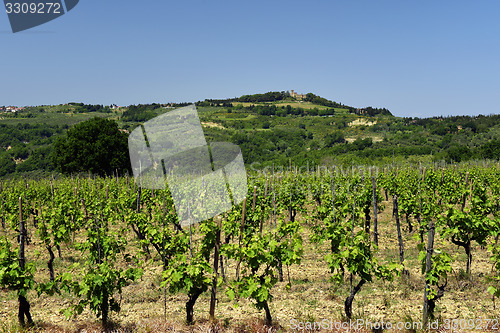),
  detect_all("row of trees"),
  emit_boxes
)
[121,104,162,122]
[67,103,111,113]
